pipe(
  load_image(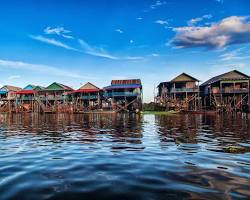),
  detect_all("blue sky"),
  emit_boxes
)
[0,0,250,102]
